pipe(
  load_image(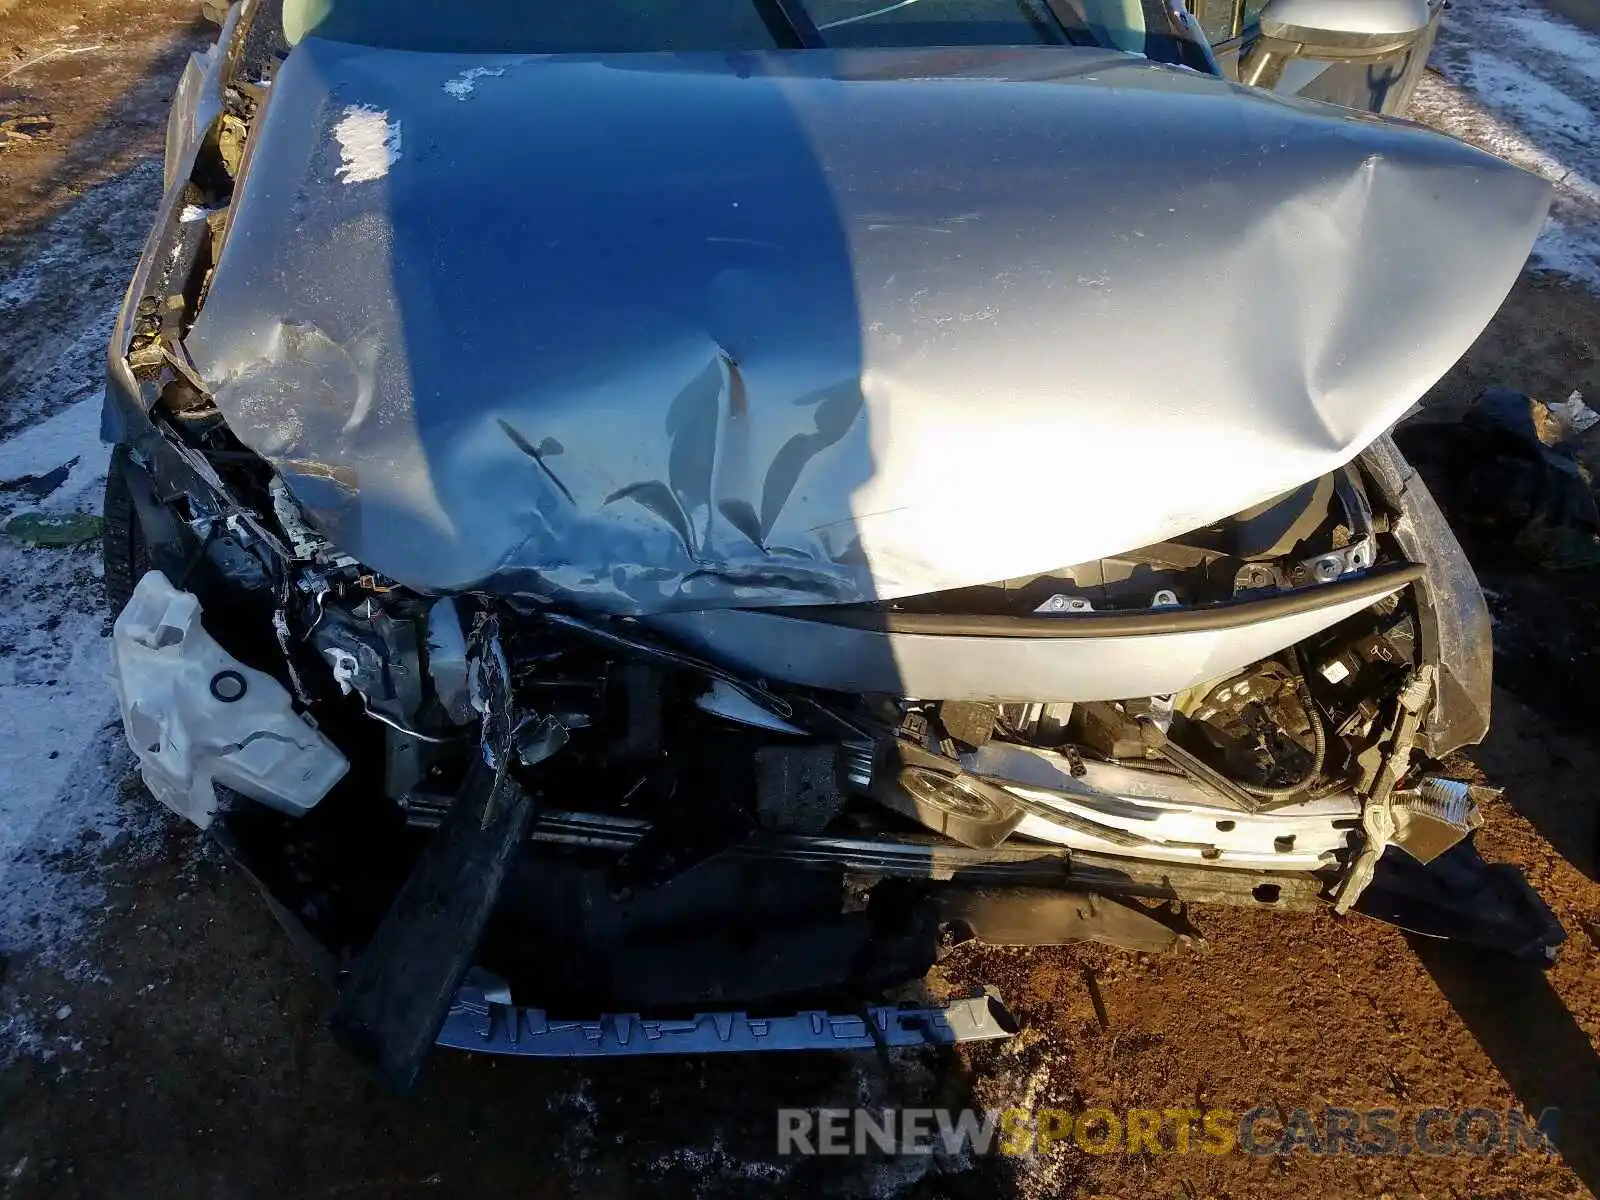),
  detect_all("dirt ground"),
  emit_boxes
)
[1,3,1599,1198]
